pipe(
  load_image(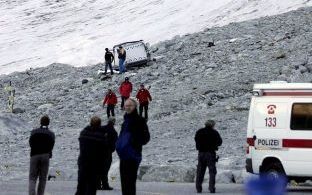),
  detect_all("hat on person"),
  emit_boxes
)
[125,77,129,81]
[205,120,216,128]
[105,48,109,51]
